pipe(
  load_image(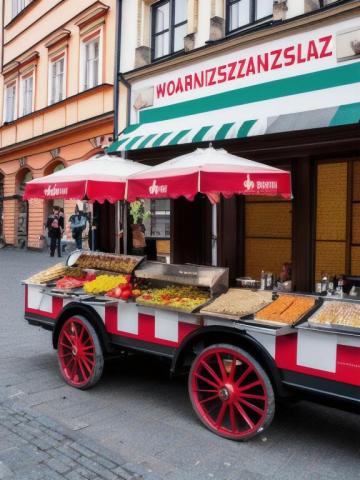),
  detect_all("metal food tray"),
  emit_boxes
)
[307,320,360,335]
[136,298,208,315]
[306,299,360,334]
[241,297,323,329]
[199,290,276,320]
[199,310,242,321]
[68,251,145,274]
